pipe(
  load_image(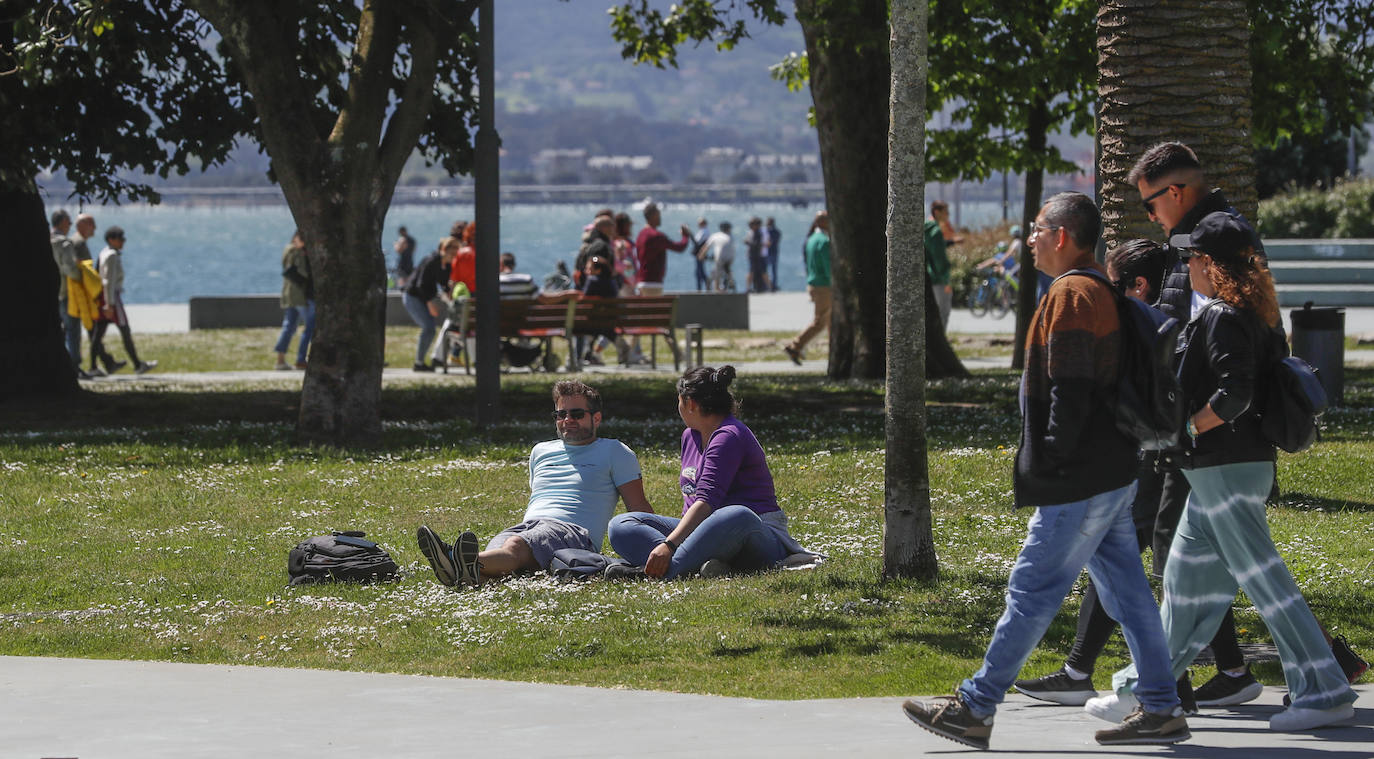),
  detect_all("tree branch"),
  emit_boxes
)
[185,0,323,201]
[376,19,439,197]
[328,0,399,152]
